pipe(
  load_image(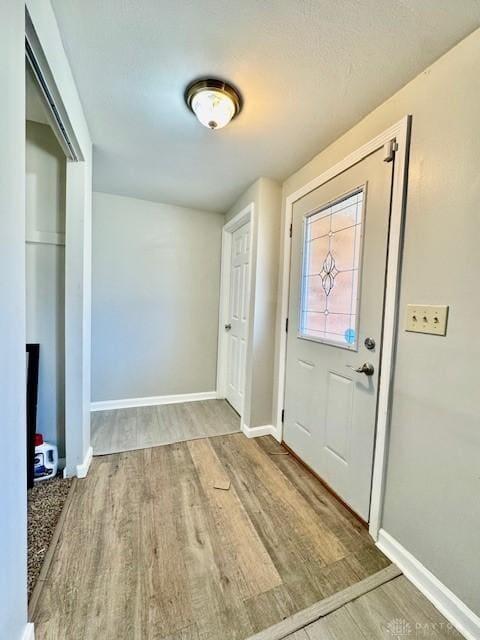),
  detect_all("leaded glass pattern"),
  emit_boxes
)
[299,189,364,349]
